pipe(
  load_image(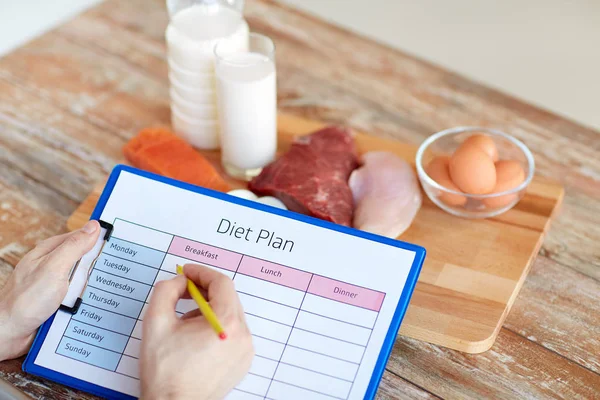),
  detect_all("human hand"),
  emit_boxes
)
[140,264,254,400]
[0,220,100,361]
